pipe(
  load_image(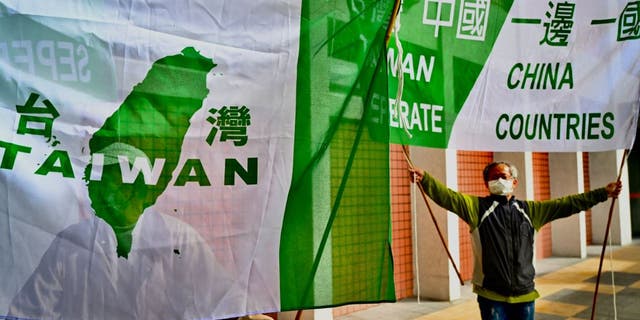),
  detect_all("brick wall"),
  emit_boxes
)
[390,144,414,299]
[533,153,552,259]
[457,151,493,281]
[333,144,413,317]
